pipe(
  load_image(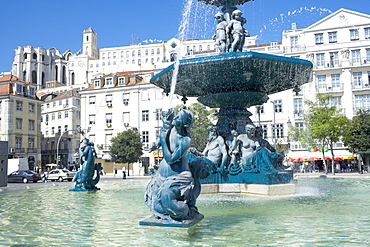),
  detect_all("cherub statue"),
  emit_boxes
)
[213,13,228,53]
[226,10,250,52]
